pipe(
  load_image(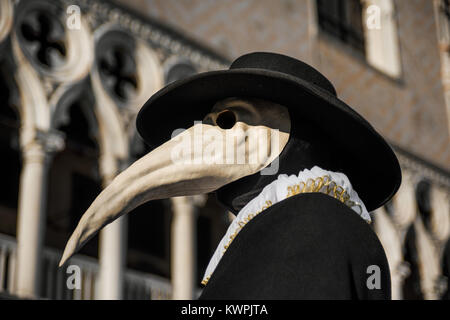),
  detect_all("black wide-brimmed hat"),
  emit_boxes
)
[137,52,401,212]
